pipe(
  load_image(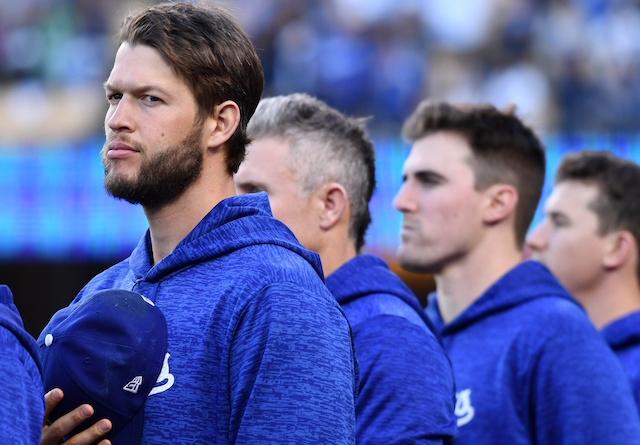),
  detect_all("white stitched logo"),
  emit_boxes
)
[455,389,475,427]
[123,376,143,394]
[149,352,175,396]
